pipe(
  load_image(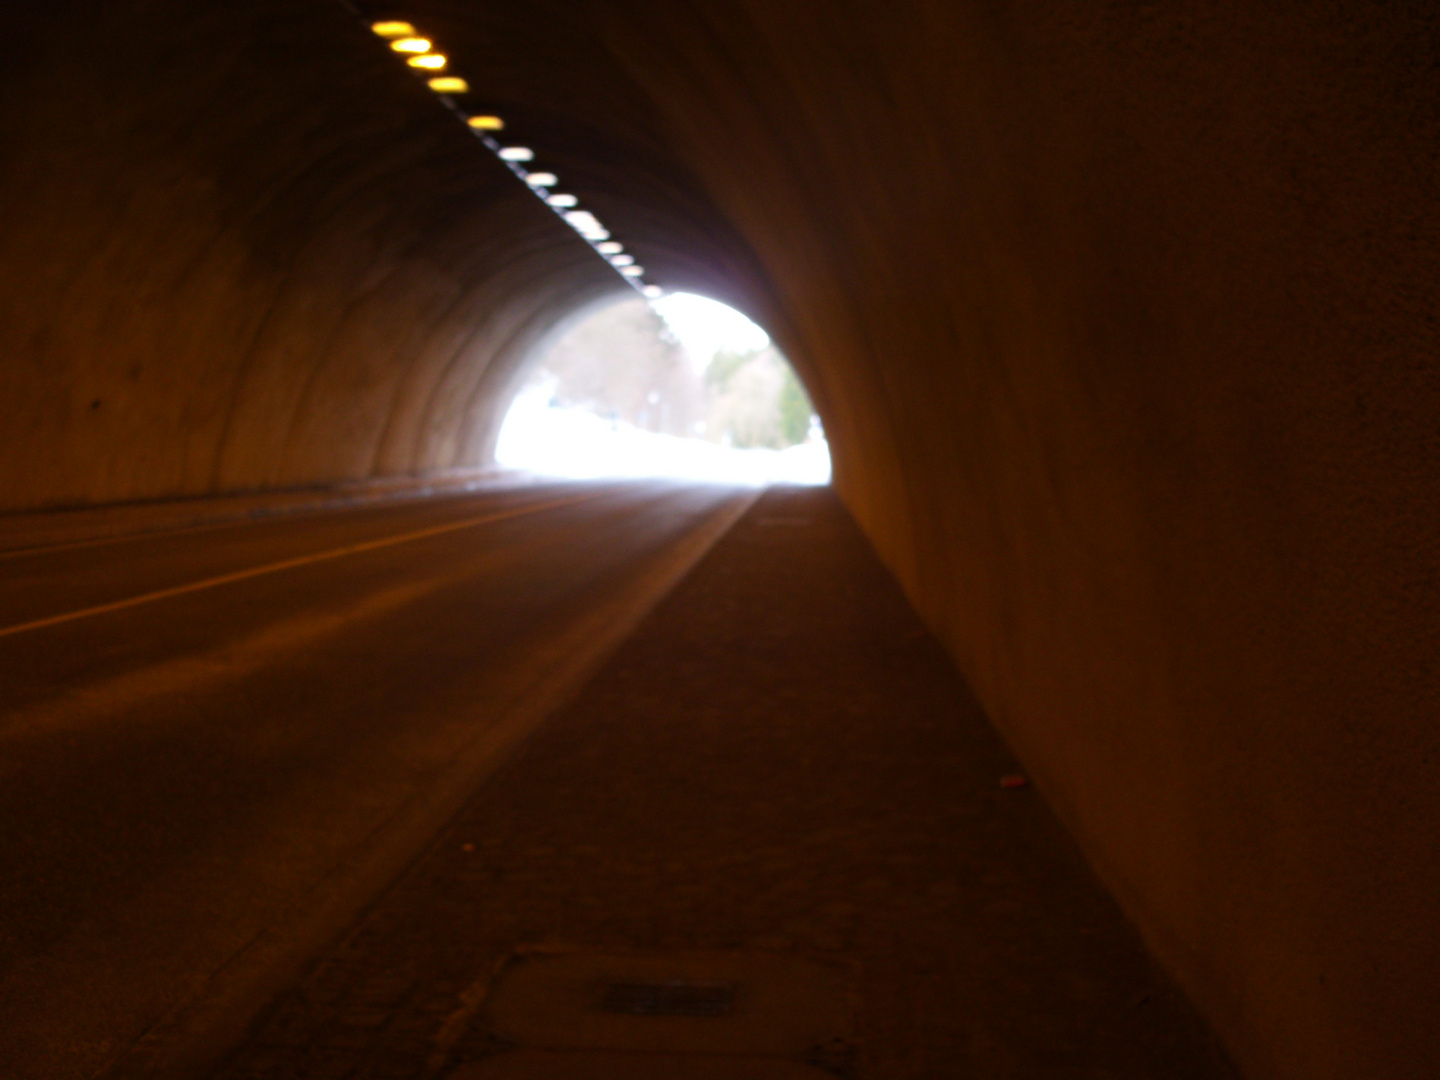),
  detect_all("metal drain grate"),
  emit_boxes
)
[483,950,849,1056]
[601,980,735,1017]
